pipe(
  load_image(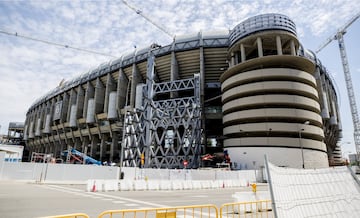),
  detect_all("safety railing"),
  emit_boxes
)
[220,200,273,218]
[98,204,218,218]
[43,201,273,218]
[40,213,90,218]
